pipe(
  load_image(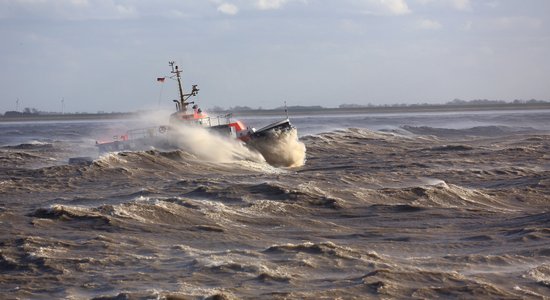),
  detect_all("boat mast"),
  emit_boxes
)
[168,61,200,113]
[169,61,186,112]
